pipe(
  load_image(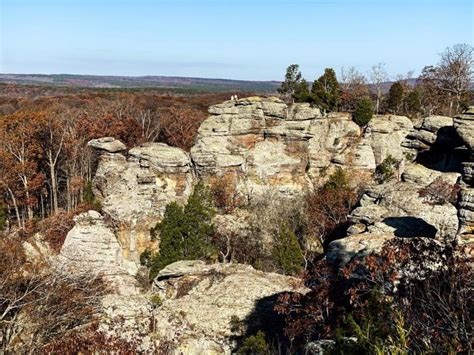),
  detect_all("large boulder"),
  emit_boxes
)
[364,114,414,165]
[90,141,194,266]
[454,107,474,156]
[59,210,139,294]
[95,261,308,354]
[348,164,460,241]
[151,261,308,354]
